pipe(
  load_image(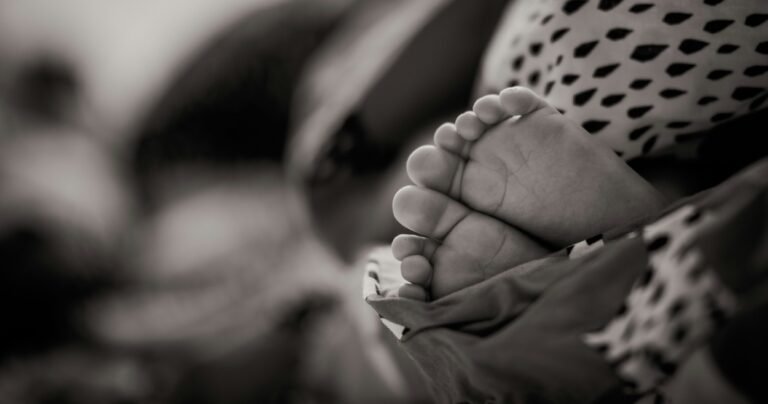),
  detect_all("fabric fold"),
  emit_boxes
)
[363,158,768,403]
